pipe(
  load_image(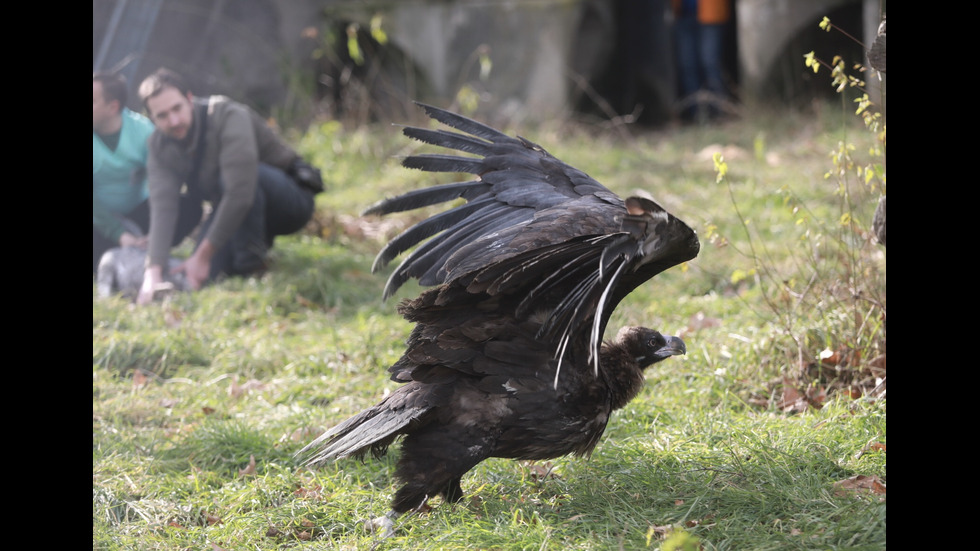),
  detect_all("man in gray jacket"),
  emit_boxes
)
[135,68,319,305]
